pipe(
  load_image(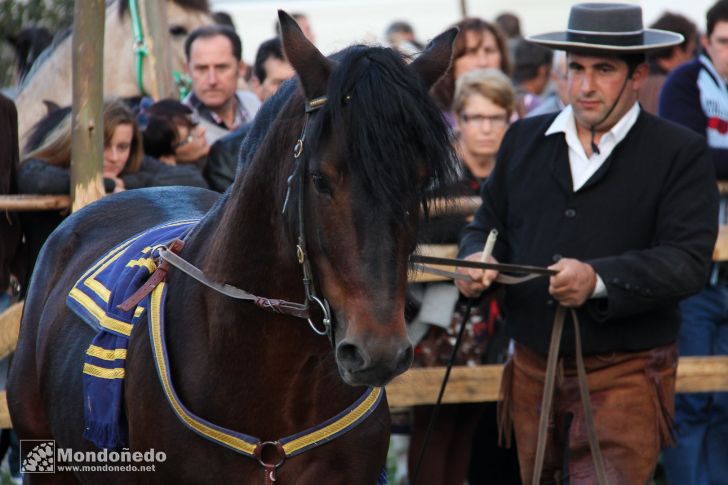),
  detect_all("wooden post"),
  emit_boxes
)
[459,0,468,18]
[139,0,176,100]
[70,0,105,212]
